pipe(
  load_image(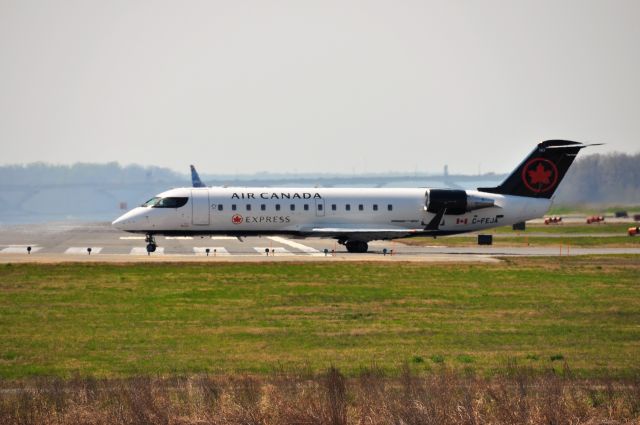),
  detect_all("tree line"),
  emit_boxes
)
[554,152,640,205]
